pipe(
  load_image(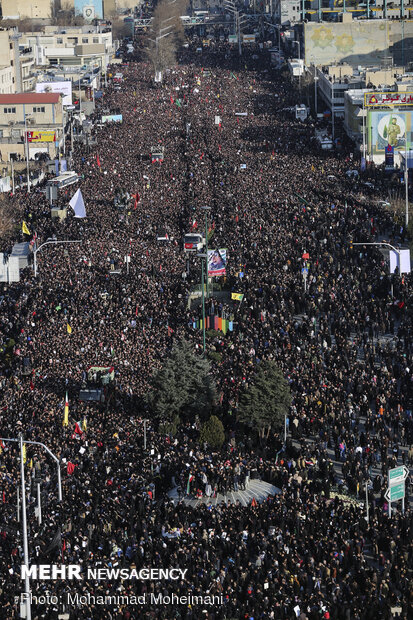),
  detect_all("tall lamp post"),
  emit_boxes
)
[33,239,82,278]
[201,205,211,298]
[0,435,63,620]
[293,40,301,91]
[197,253,207,354]
[23,109,33,194]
